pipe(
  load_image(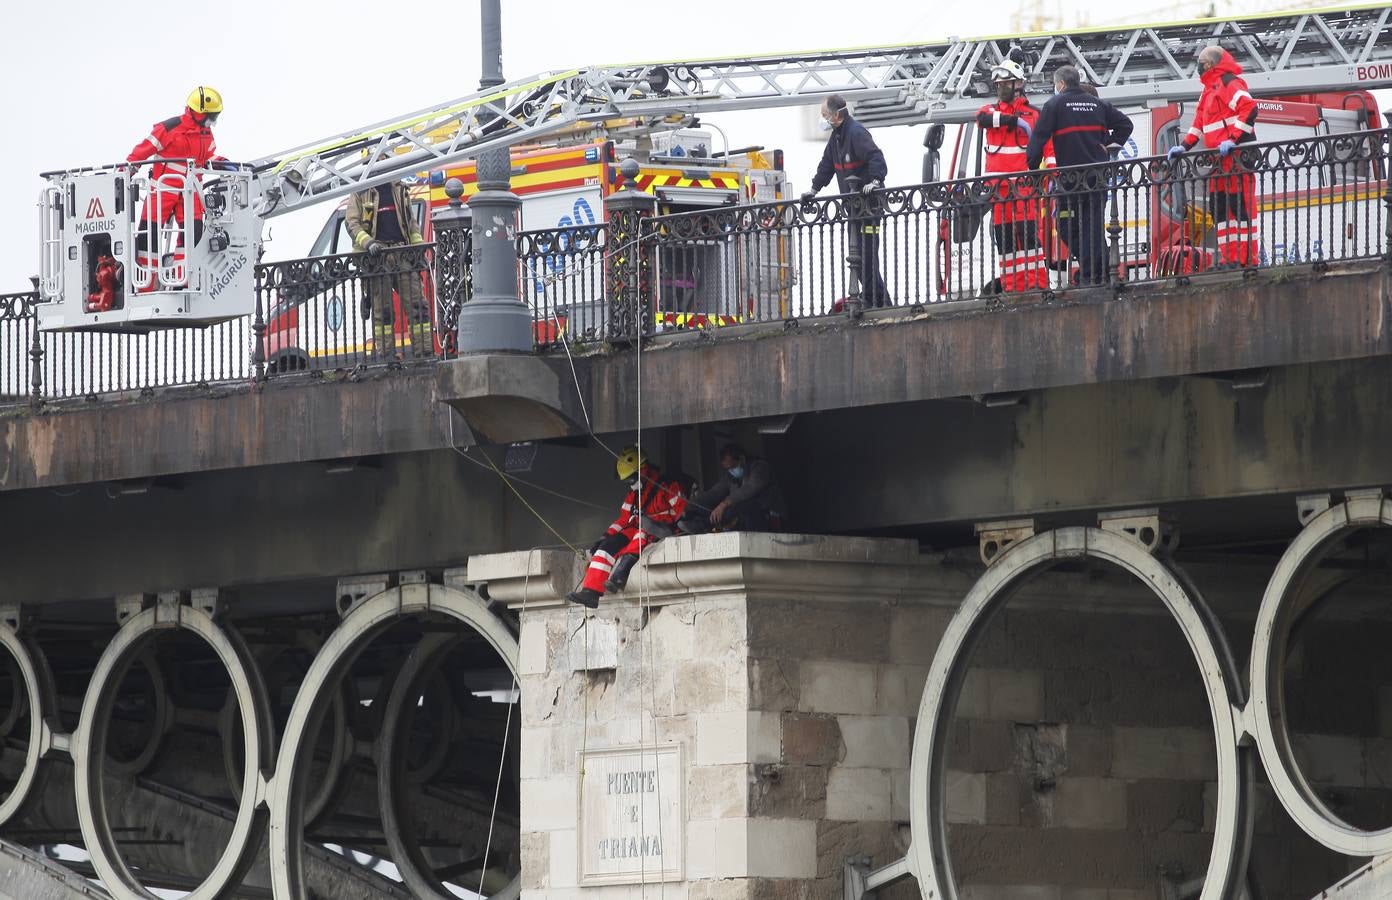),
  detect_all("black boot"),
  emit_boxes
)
[567,588,601,609]
[604,555,639,593]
